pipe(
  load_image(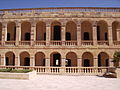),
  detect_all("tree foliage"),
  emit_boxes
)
[113,51,120,62]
